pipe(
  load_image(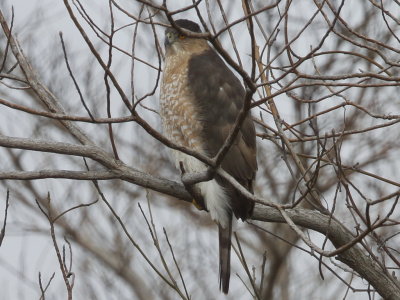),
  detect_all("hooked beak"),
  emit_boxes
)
[164,31,173,47]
